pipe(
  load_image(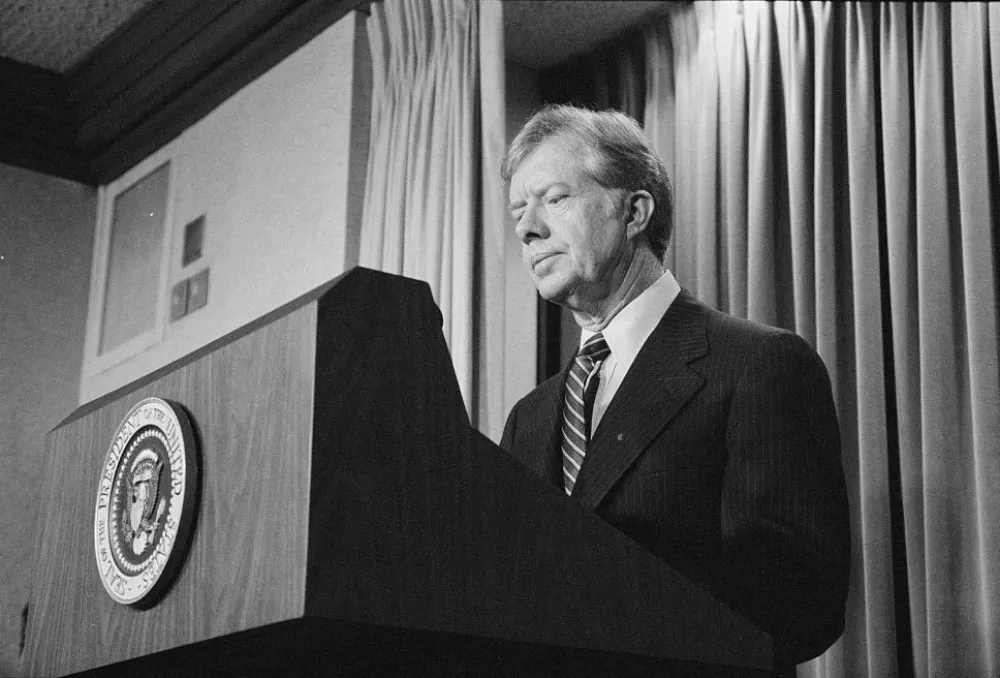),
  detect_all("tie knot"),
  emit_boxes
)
[578,333,611,364]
